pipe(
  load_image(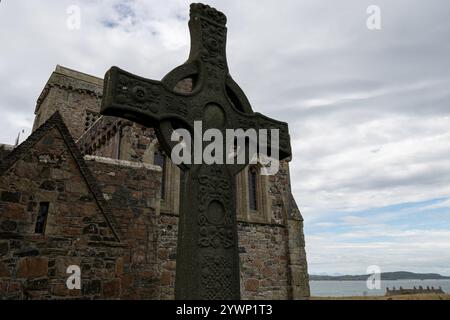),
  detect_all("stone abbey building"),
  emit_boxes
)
[0,65,309,299]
